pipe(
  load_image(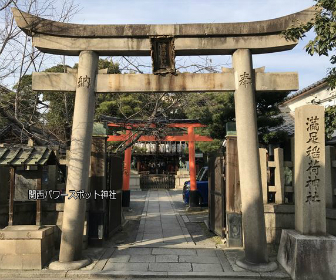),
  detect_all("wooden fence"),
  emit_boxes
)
[259,146,336,207]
